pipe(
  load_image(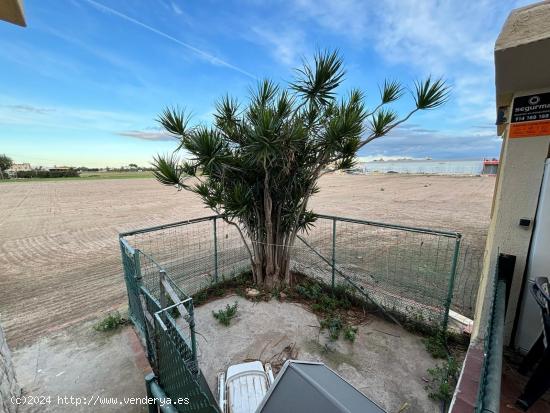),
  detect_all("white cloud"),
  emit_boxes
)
[284,0,525,136]
[0,96,141,132]
[171,2,183,15]
[117,130,174,141]
[81,0,256,79]
[370,0,498,71]
[293,0,372,41]
[250,27,306,66]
